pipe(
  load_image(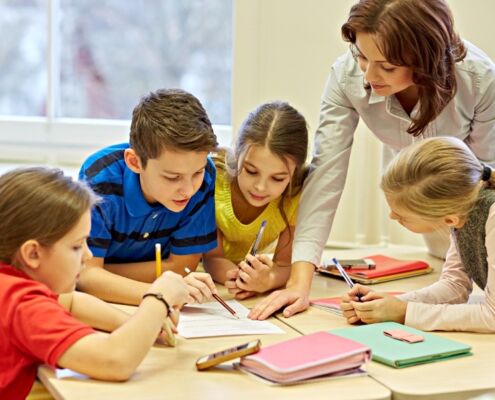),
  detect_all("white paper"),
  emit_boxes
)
[178,300,284,338]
